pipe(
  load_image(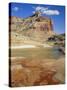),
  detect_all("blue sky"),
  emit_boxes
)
[9,3,65,34]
